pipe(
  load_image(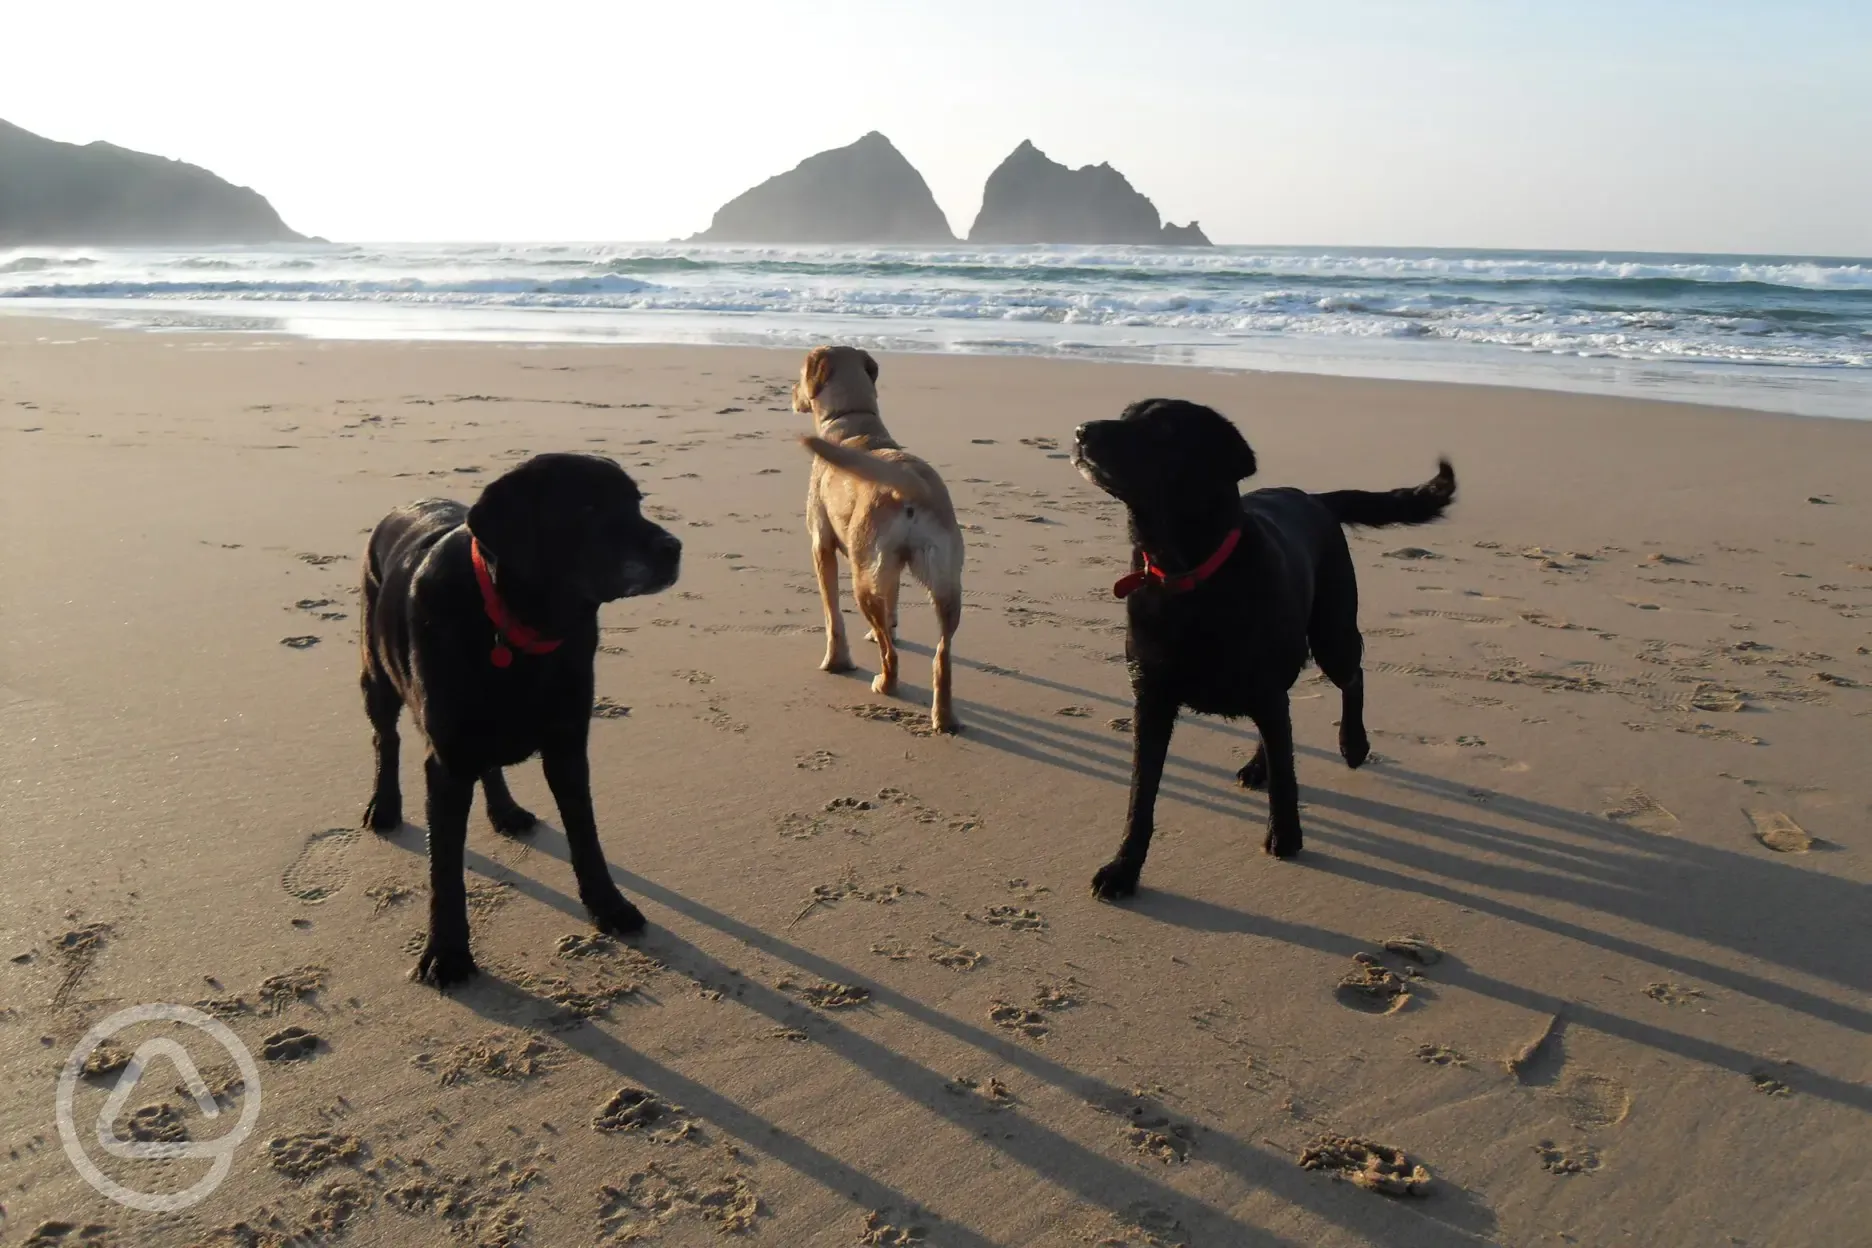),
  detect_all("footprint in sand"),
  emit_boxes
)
[1749,1067,1795,1097]
[1414,1044,1468,1067]
[1555,1072,1632,1129]
[943,1074,1016,1111]
[1298,1134,1431,1195]
[19,1222,115,1246]
[281,828,357,902]
[598,1164,762,1238]
[975,905,1046,932]
[989,1003,1050,1041]
[260,1025,321,1062]
[1601,788,1680,835]
[266,1131,364,1179]
[861,1207,933,1244]
[1107,1202,1190,1247]
[1744,809,1815,852]
[1091,1093,1195,1164]
[1533,1139,1602,1175]
[928,936,984,971]
[785,979,870,1011]
[1334,956,1413,1015]
[280,635,321,649]
[592,1086,702,1143]
[258,965,327,1014]
[1643,982,1705,1007]
[413,1031,557,1085]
